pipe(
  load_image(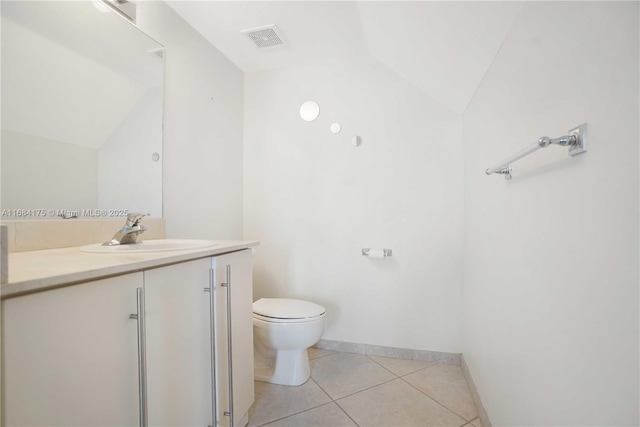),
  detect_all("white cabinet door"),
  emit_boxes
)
[145,250,255,427]
[2,273,142,426]
[144,257,213,427]
[212,249,254,427]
